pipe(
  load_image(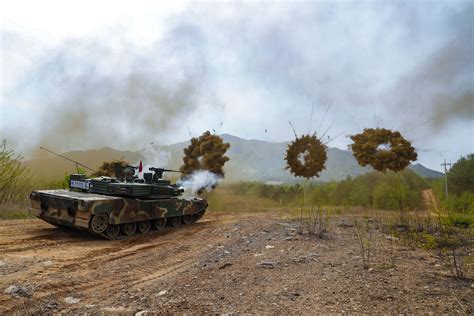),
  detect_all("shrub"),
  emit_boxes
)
[229,169,426,211]
[353,219,375,269]
[0,145,31,204]
[434,225,472,280]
